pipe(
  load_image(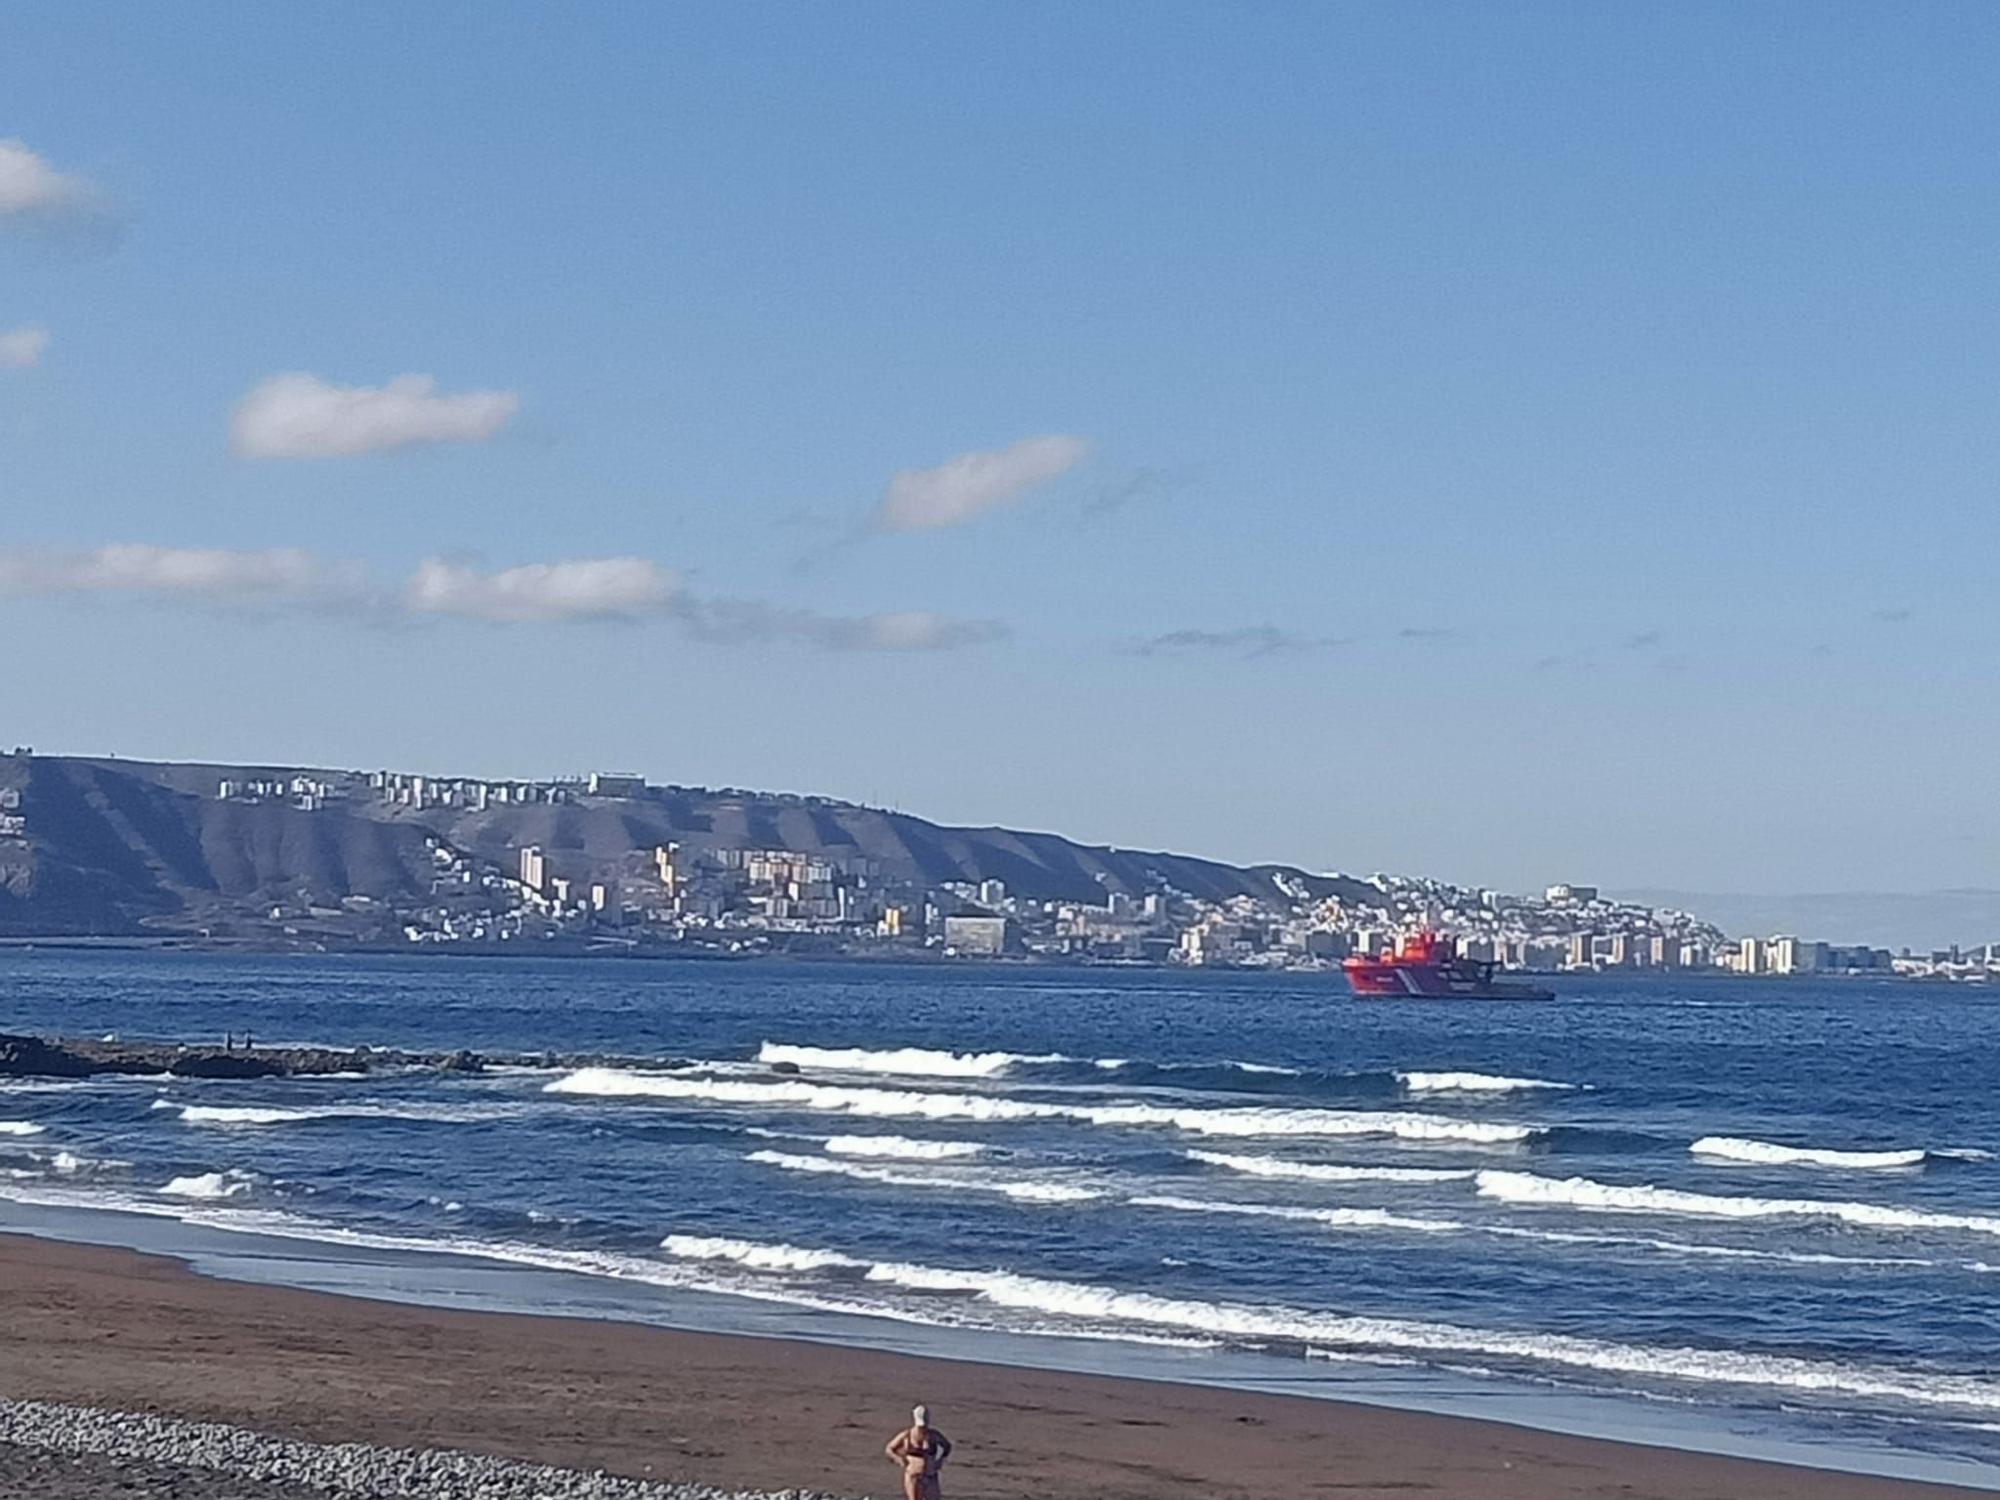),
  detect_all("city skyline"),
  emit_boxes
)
[6,4,1999,895]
